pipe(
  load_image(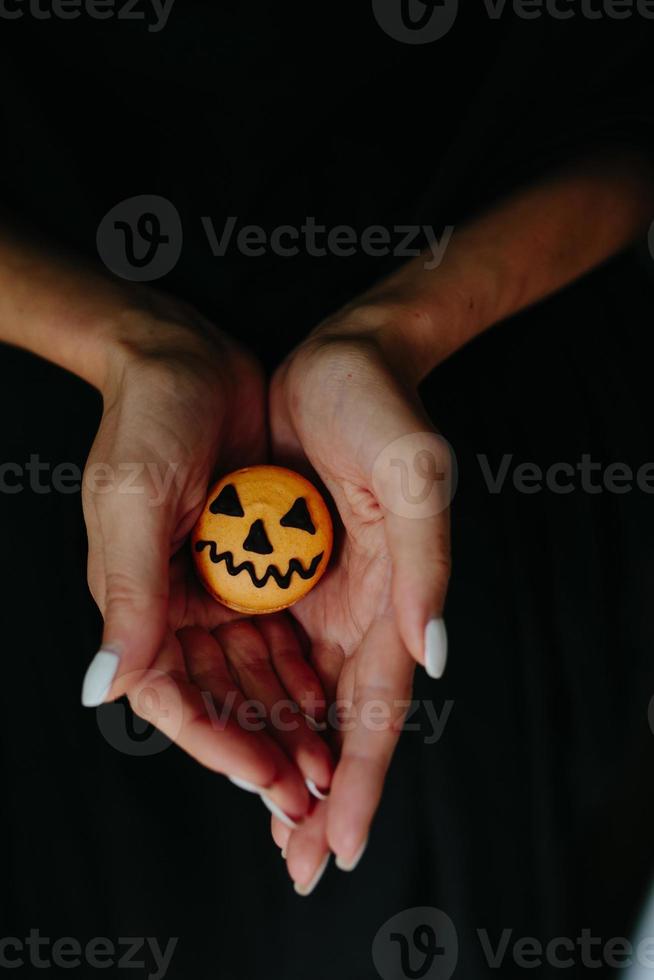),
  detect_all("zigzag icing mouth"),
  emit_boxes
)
[195,540,324,590]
